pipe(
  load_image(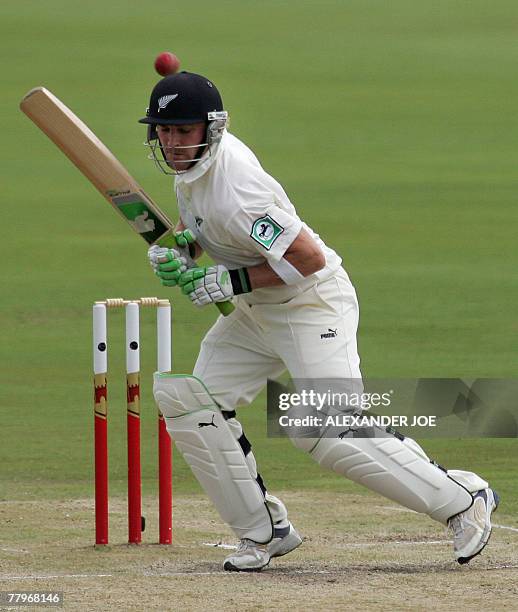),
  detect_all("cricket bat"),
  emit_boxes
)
[20,86,234,316]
